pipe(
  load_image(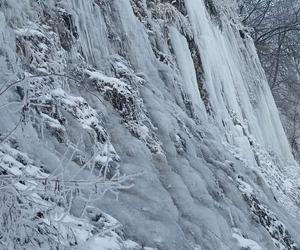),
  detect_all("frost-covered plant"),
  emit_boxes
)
[211,0,240,21]
[0,62,137,249]
[0,142,136,249]
[0,183,66,249]
[154,2,193,38]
